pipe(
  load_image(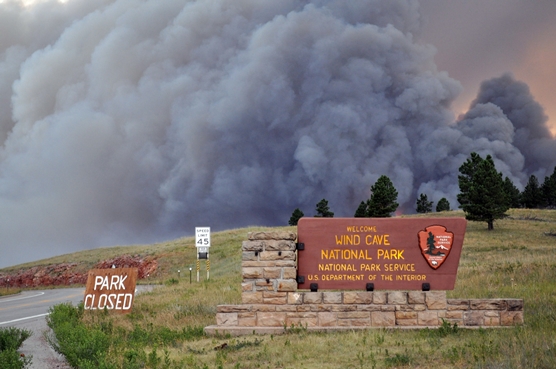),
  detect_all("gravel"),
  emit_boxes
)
[17,316,71,369]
